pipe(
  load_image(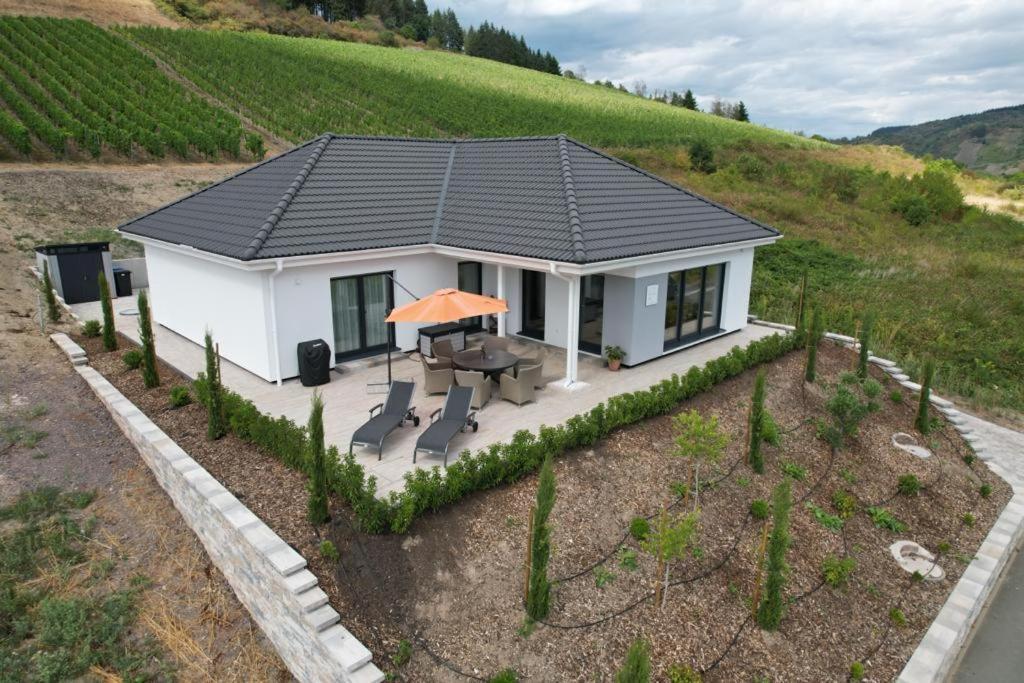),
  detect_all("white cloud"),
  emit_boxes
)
[506,0,642,16]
